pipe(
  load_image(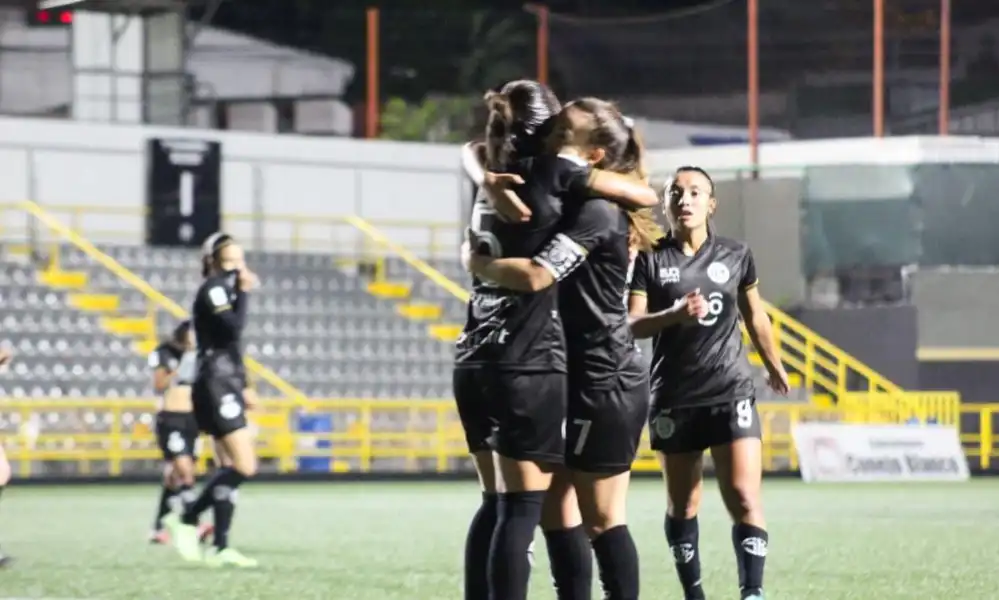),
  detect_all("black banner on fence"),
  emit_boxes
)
[146,138,221,247]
